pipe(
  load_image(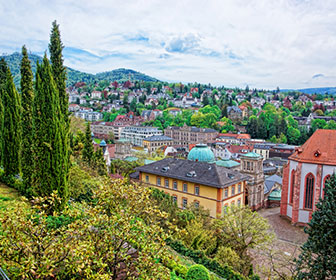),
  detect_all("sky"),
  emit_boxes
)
[1,0,336,89]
